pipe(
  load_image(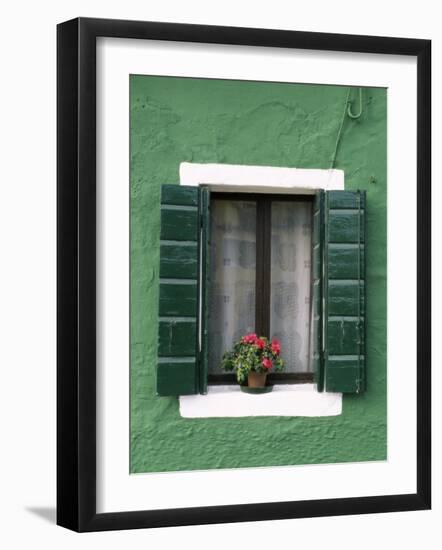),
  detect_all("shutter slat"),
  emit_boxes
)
[328,210,365,243]
[159,282,198,317]
[156,360,198,396]
[328,280,364,316]
[327,318,363,355]
[327,190,366,209]
[161,185,199,206]
[328,244,365,279]
[160,243,198,279]
[160,208,198,241]
[324,190,366,394]
[325,357,364,393]
[158,320,197,356]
